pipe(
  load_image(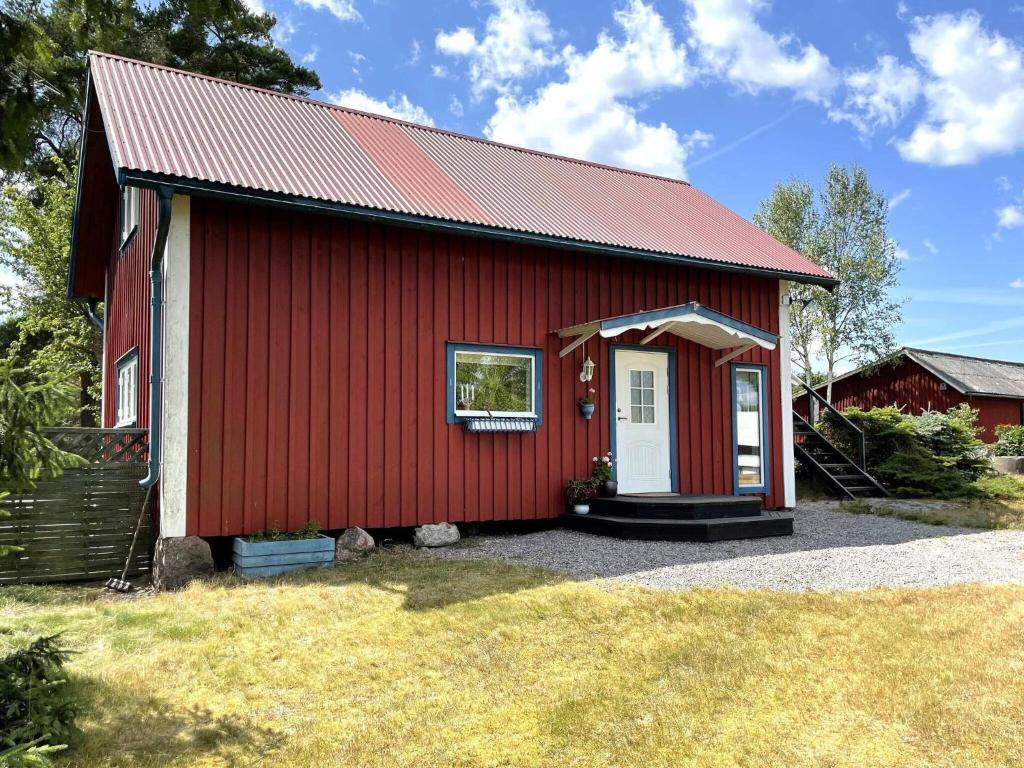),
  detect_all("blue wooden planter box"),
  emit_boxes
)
[233,534,335,578]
